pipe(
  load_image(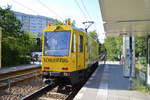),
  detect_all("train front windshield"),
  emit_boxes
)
[44,31,71,56]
